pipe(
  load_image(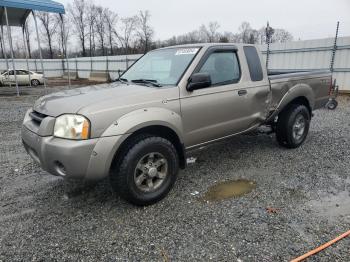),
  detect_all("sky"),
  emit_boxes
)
[58,0,350,41]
